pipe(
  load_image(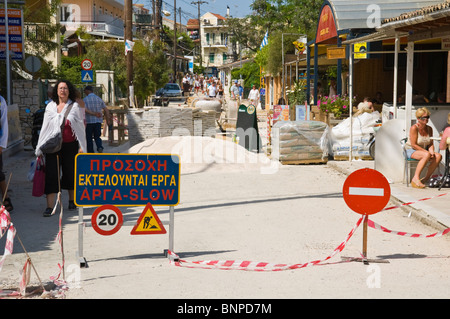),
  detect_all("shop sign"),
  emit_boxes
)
[441,36,450,50]
[315,5,337,44]
[327,47,346,59]
[354,42,367,59]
